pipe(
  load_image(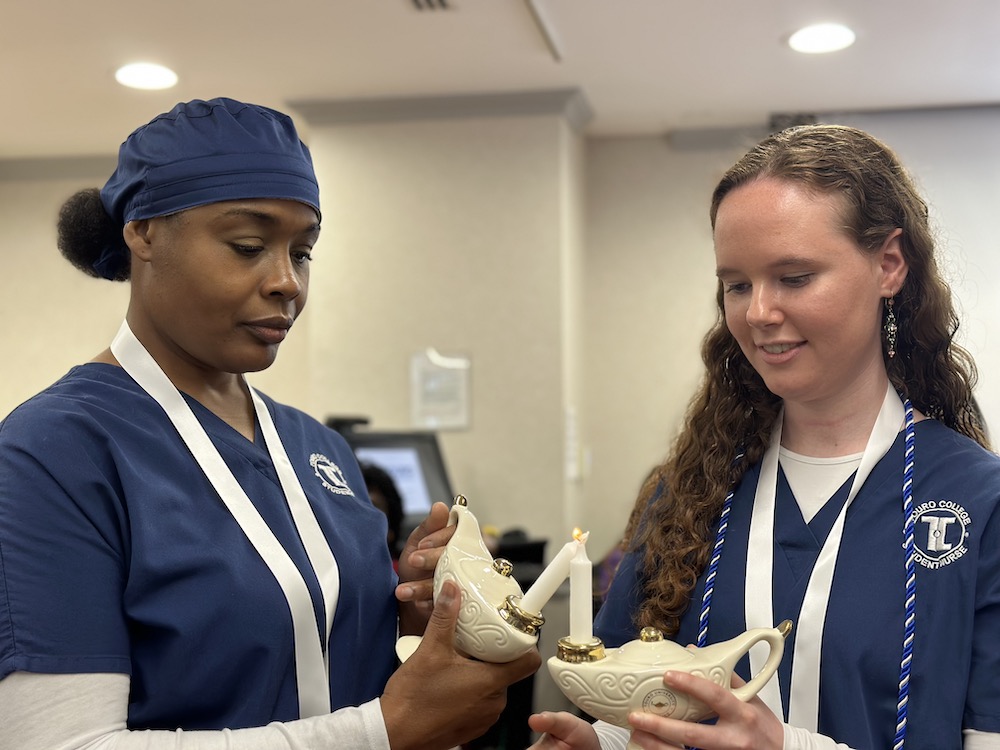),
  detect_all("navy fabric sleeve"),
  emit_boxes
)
[966,496,1000,732]
[0,397,132,679]
[1,369,401,730]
